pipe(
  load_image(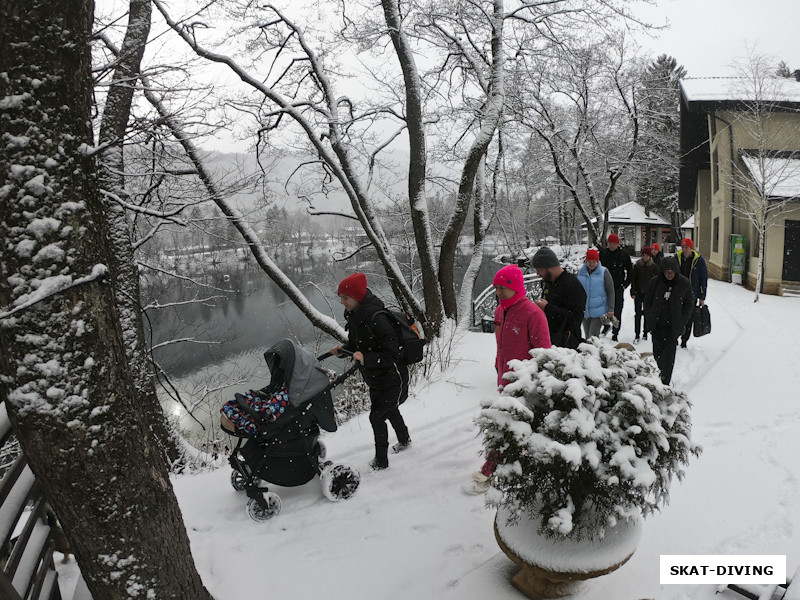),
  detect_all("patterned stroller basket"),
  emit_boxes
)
[221,339,360,521]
